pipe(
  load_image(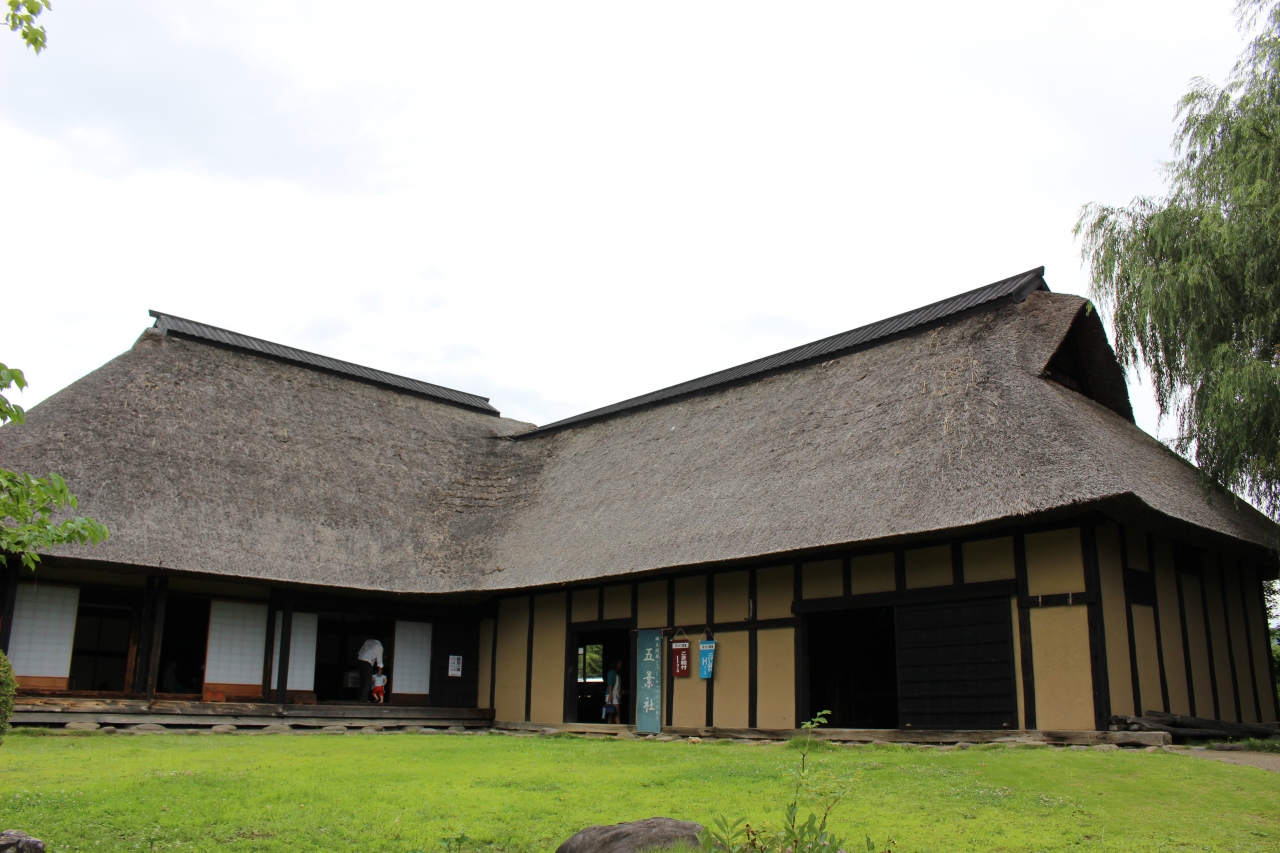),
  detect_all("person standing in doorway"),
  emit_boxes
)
[357,638,384,702]
[604,658,624,724]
